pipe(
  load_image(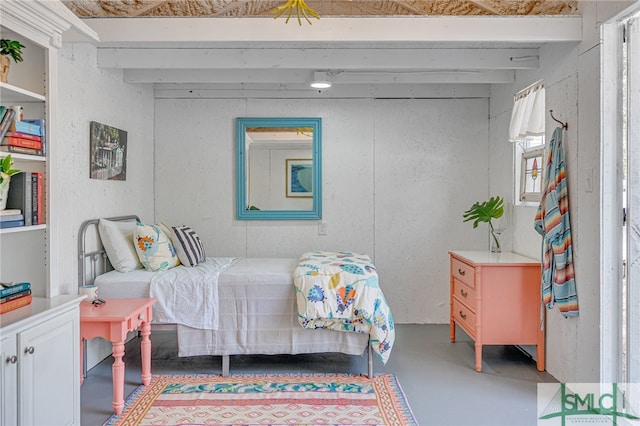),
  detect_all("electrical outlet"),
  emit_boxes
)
[318,222,328,235]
